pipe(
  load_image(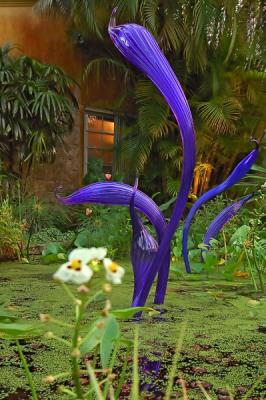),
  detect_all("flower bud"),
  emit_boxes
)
[44,331,54,339]
[39,313,52,323]
[77,285,89,294]
[103,283,112,293]
[108,373,116,381]
[42,375,55,384]
[96,321,105,329]
[71,348,81,358]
